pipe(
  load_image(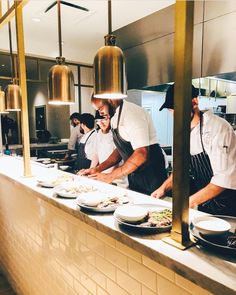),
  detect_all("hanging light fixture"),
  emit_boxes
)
[47,0,76,105]
[0,87,9,114]
[94,0,127,99]
[5,0,21,112]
